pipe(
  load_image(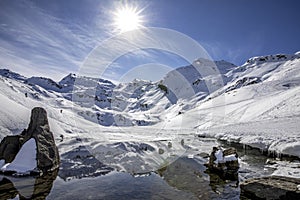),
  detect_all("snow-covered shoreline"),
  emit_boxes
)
[196,116,300,159]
